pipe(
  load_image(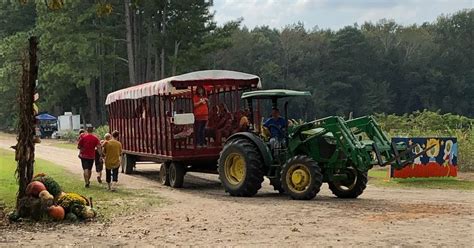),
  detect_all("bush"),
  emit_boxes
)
[375,110,474,171]
[94,125,109,140]
[60,130,79,143]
